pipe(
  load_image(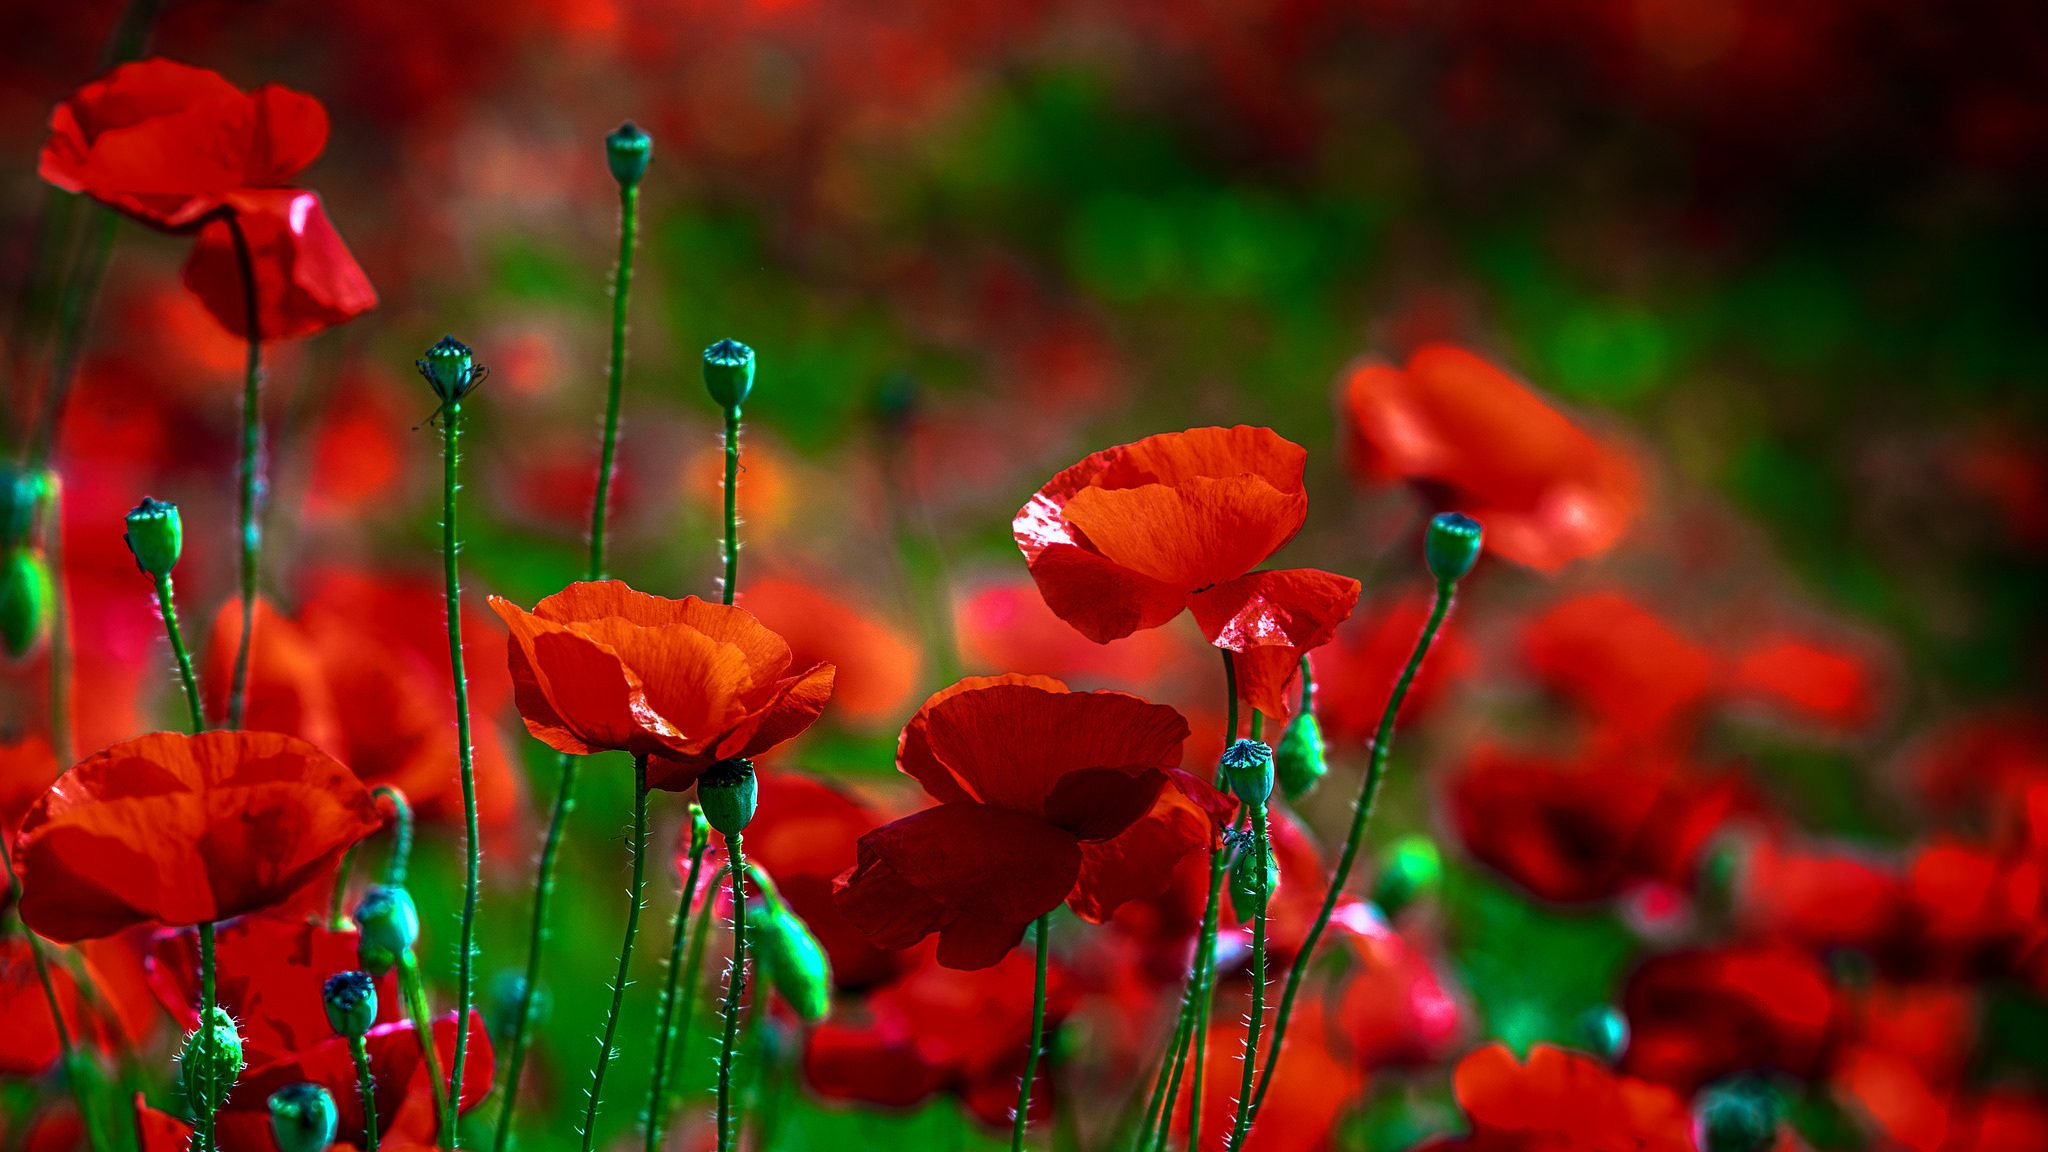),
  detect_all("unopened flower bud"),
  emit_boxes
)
[1574,1005,1629,1062]
[688,801,712,855]
[416,336,484,407]
[1425,512,1484,585]
[697,758,758,835]
[1219,739,1274,809]
[751,901,833,1023]
[322,970,378,1039]
[1228,841,1279,924]
[354,885,419,970]
[1274,710,1327,801]
[268,1082,338,1152]
[1694,1079,1779,1152]
[180,1006,244,1116]
[702,339,755,410]
[1371,835,1442,918]
[606,121,652,187]
[0,547,54,660]
[123,497,182,577]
